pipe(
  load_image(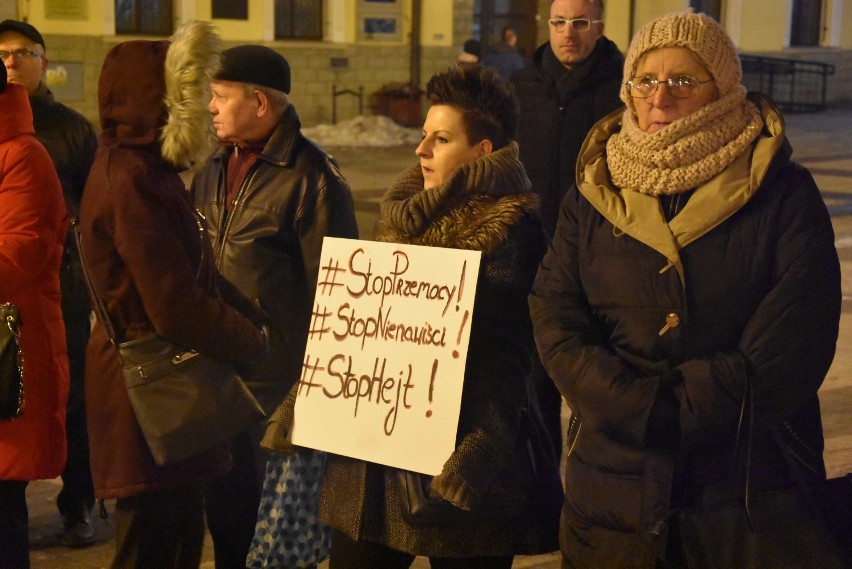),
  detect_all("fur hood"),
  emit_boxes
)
[97,20,219,169]
[161,20,220,168]
[375,142,538,254]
